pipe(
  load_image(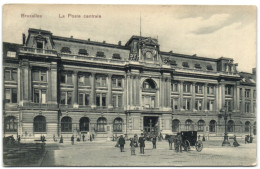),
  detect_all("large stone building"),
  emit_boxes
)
[3,28,256,141]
